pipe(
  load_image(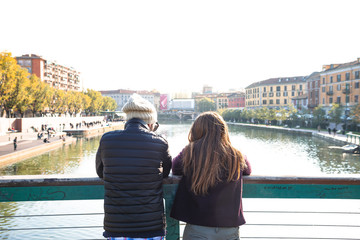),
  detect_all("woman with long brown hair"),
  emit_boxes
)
[170,111,251,240]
